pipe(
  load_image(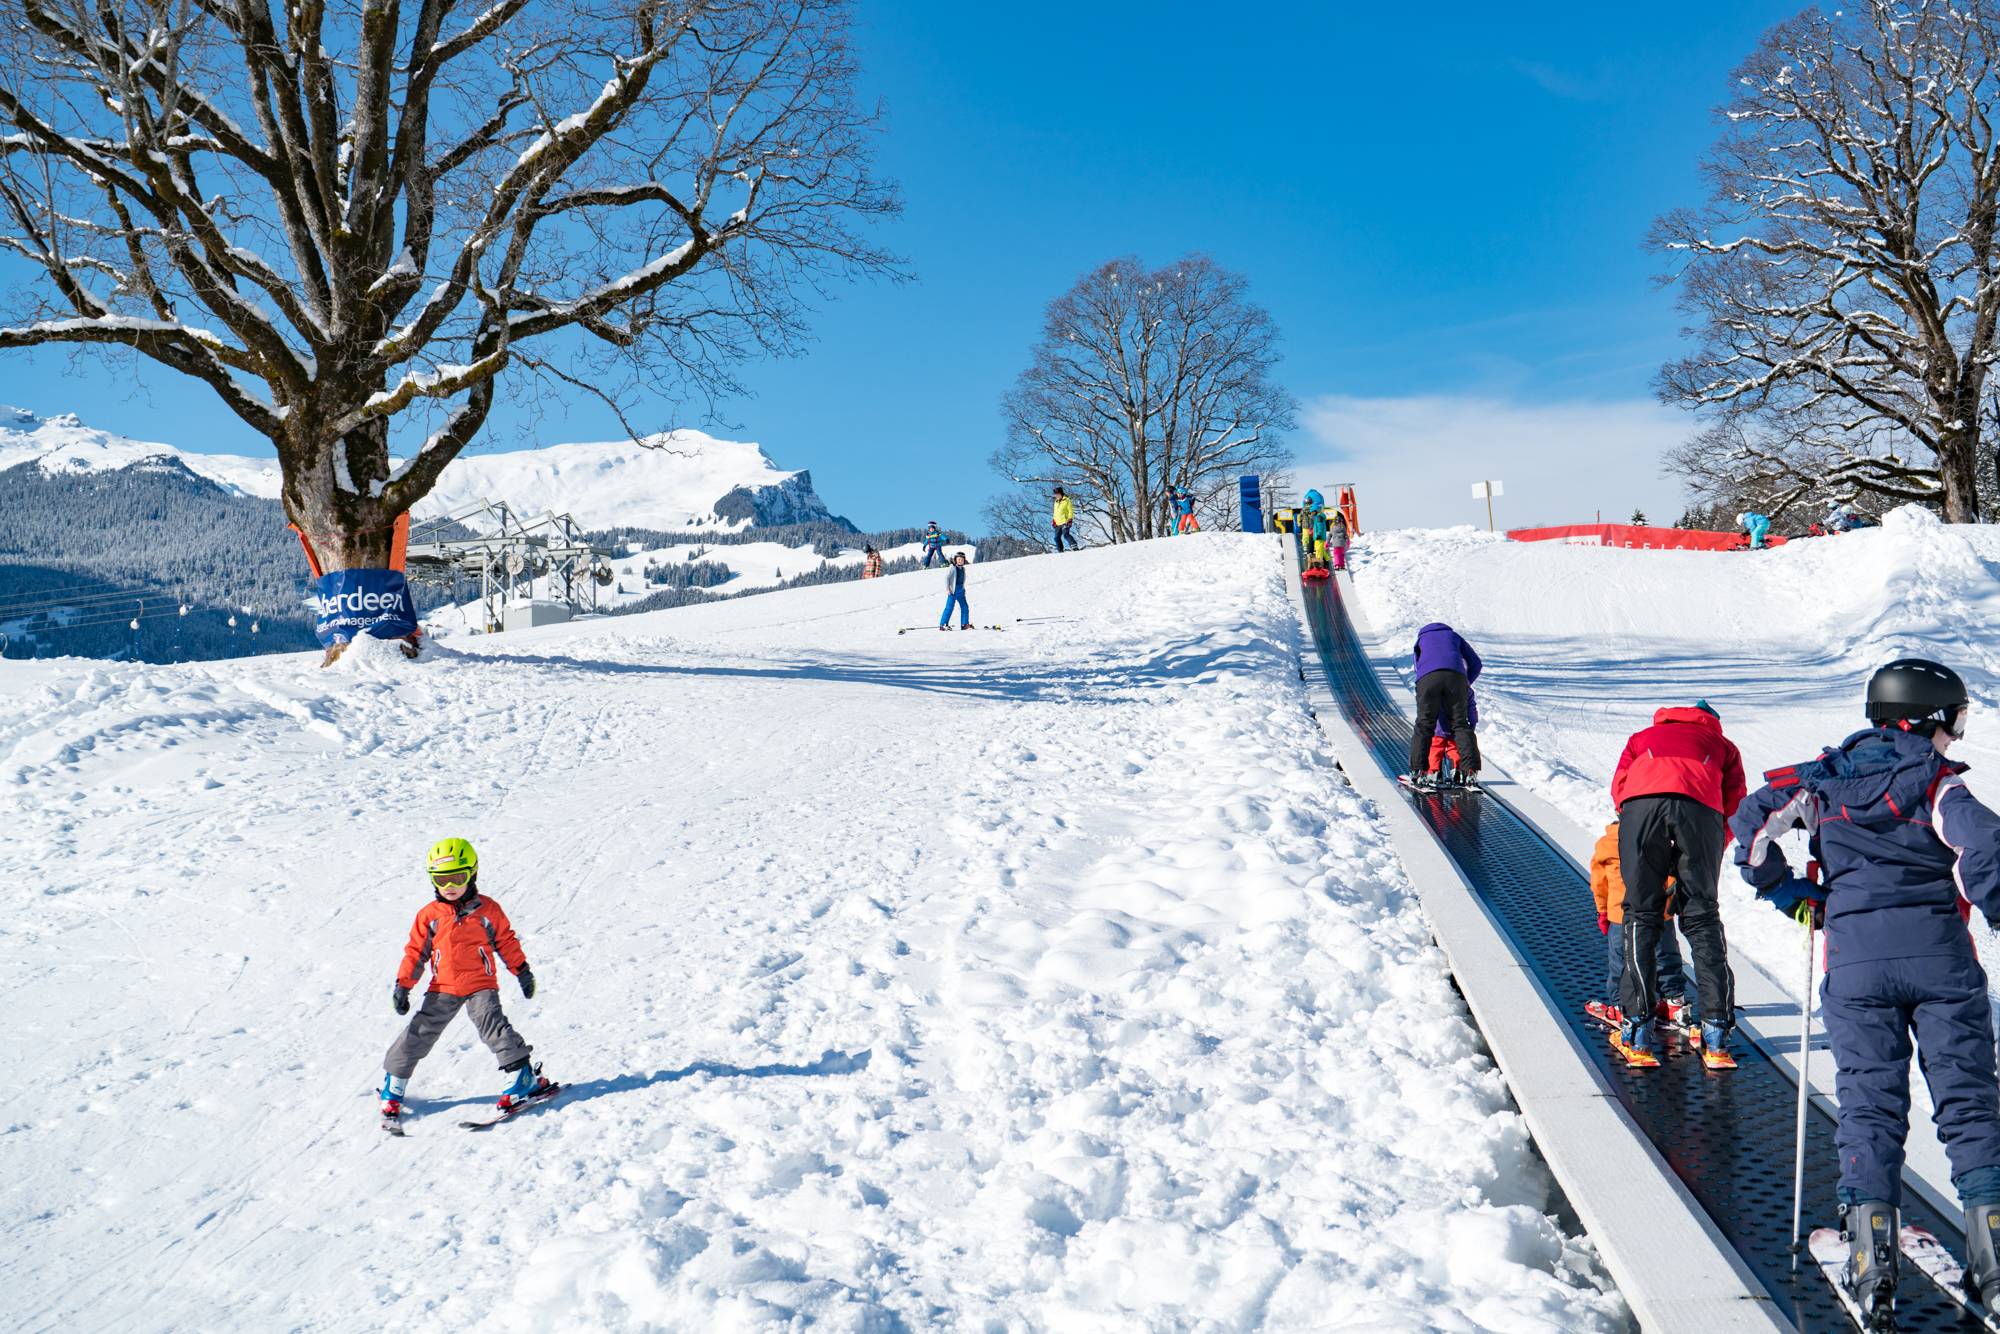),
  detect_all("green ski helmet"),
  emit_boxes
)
[426,837,479,878]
